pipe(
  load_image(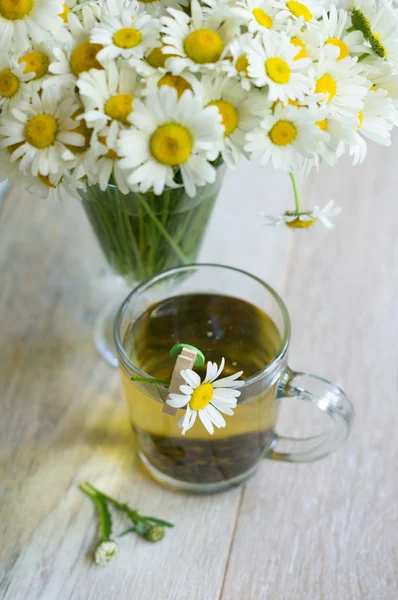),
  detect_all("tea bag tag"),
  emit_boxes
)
[163,347,197,416]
